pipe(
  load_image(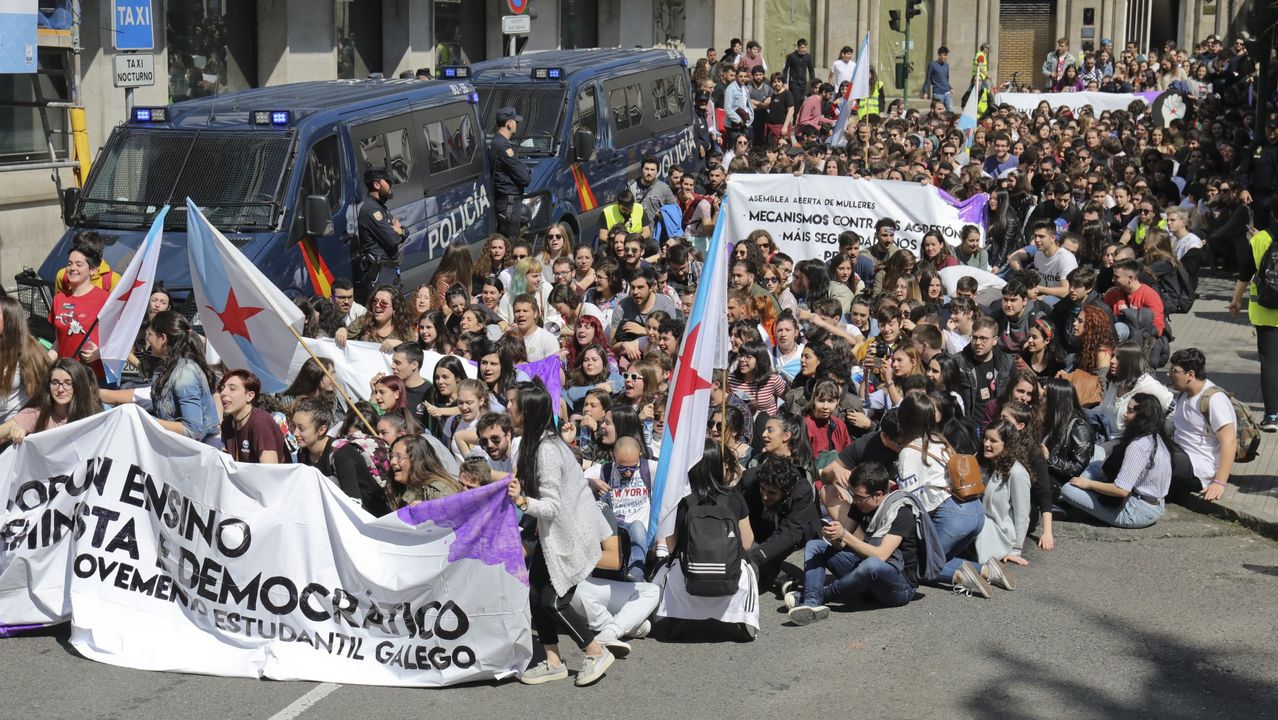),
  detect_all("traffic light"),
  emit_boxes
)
[889,10,902,31]
[907,0,923,20]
